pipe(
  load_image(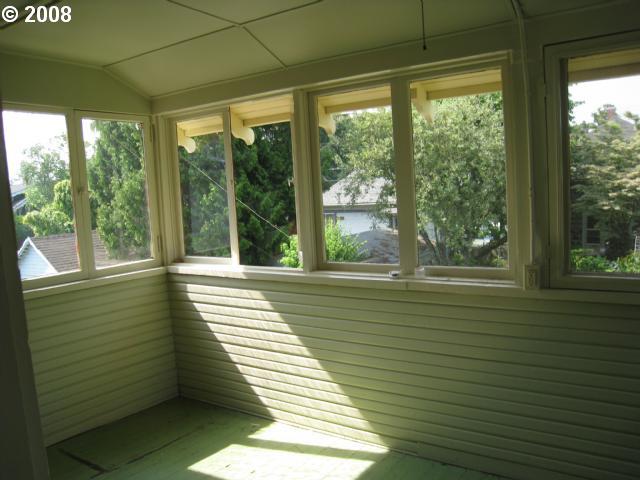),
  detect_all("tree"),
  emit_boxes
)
[19,141,69,211]
[321,94,508,267]
[179,133,231,257]
[232,123,296,266]
[570,105,640,259]
[87,120,150,259]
